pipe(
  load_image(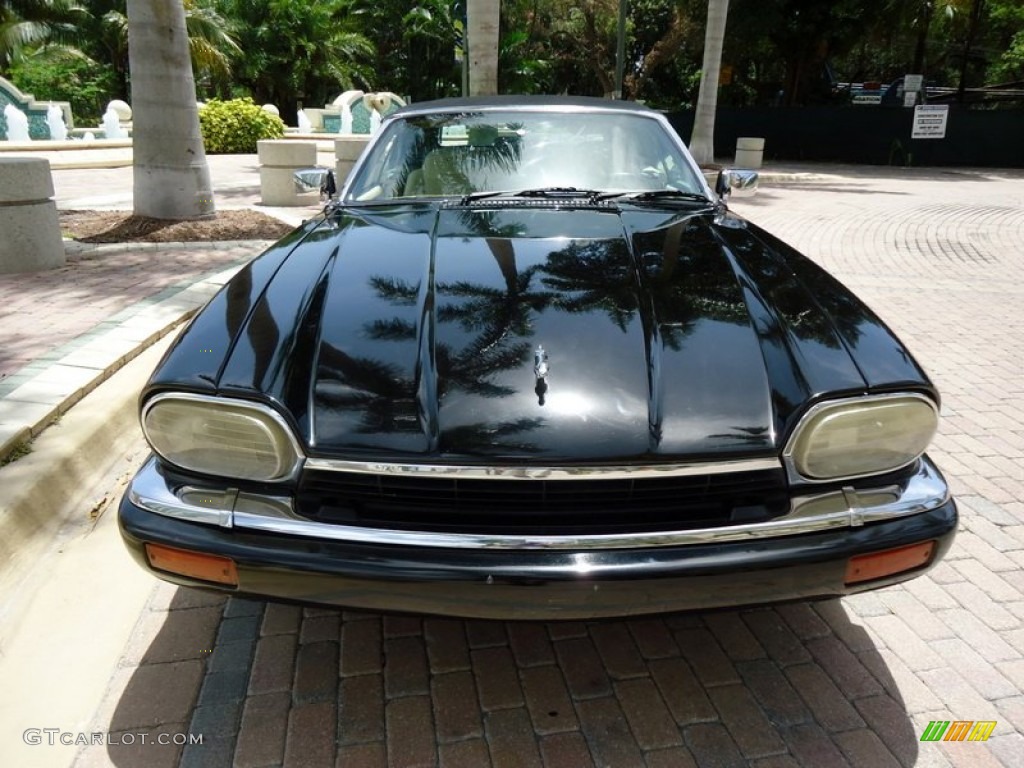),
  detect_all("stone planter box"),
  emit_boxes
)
[0,157,65,273]
[257,139,319,207]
